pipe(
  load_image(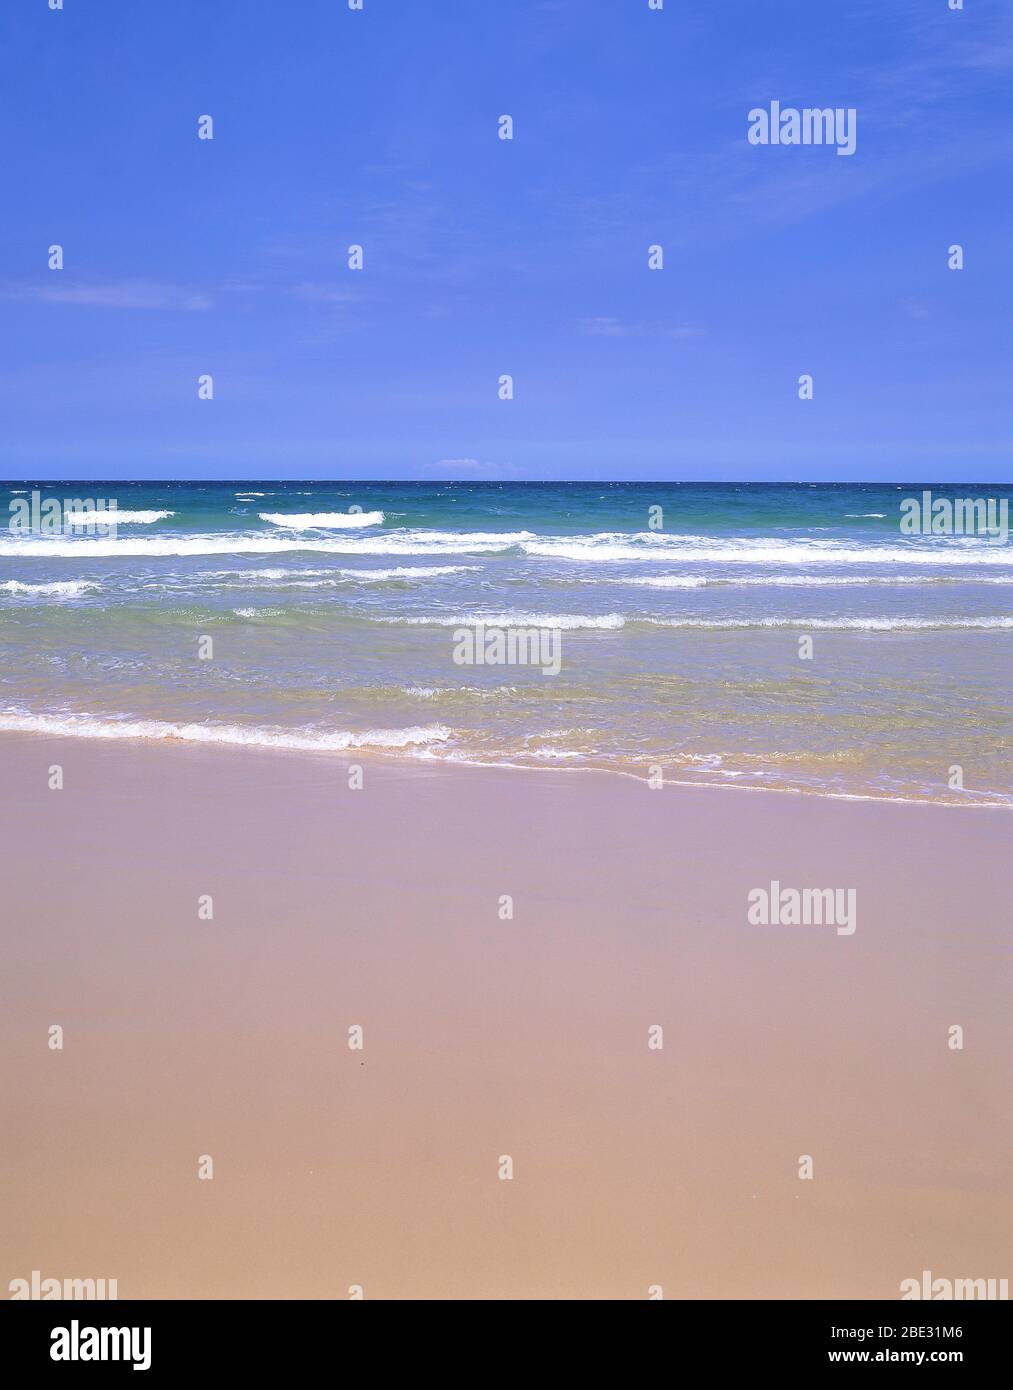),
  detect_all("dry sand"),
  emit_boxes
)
[1,733,1011,1299]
